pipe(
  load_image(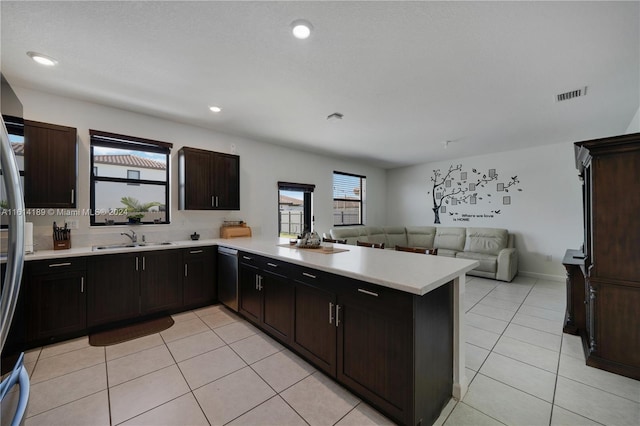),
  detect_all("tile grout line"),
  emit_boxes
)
[159,317,212,426]
[224,331,313,425]
[457,279,542,424]
[548,329,564,426]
